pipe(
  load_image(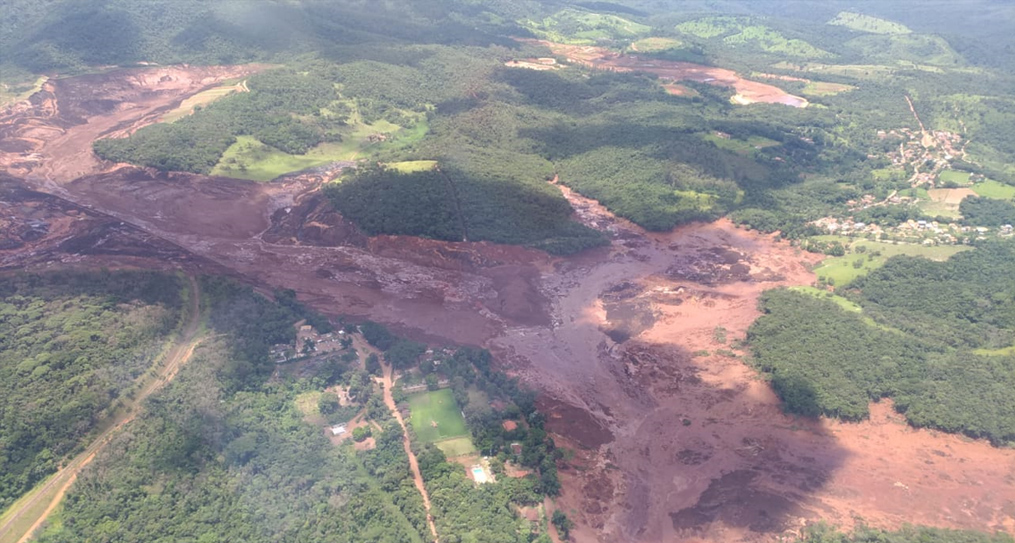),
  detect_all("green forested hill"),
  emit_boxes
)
[748,242,1015,444]
[0,271,184,510]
